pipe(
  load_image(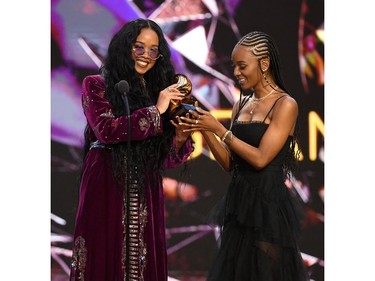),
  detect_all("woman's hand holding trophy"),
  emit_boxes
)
[168,74,197,120]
